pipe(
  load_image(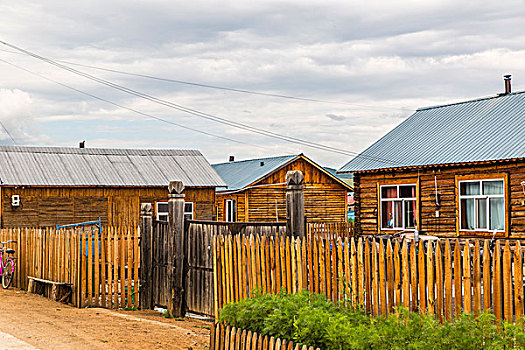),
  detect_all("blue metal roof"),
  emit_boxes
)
[339,91,525,173]
[212,155,299,191]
